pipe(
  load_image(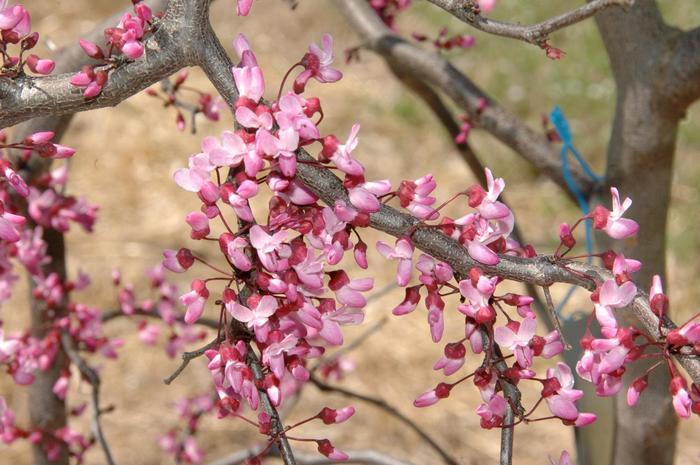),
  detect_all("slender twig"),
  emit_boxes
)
[60,332,116,465]
[542,285,571,350]
[101,307,220,329]
[334,0,595,200]
[311,317,388,373]
[424,0,633,45]
[207,446,420,465]
[163,335,223,385]
[309,374,461,465]
[386,65,553,331]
